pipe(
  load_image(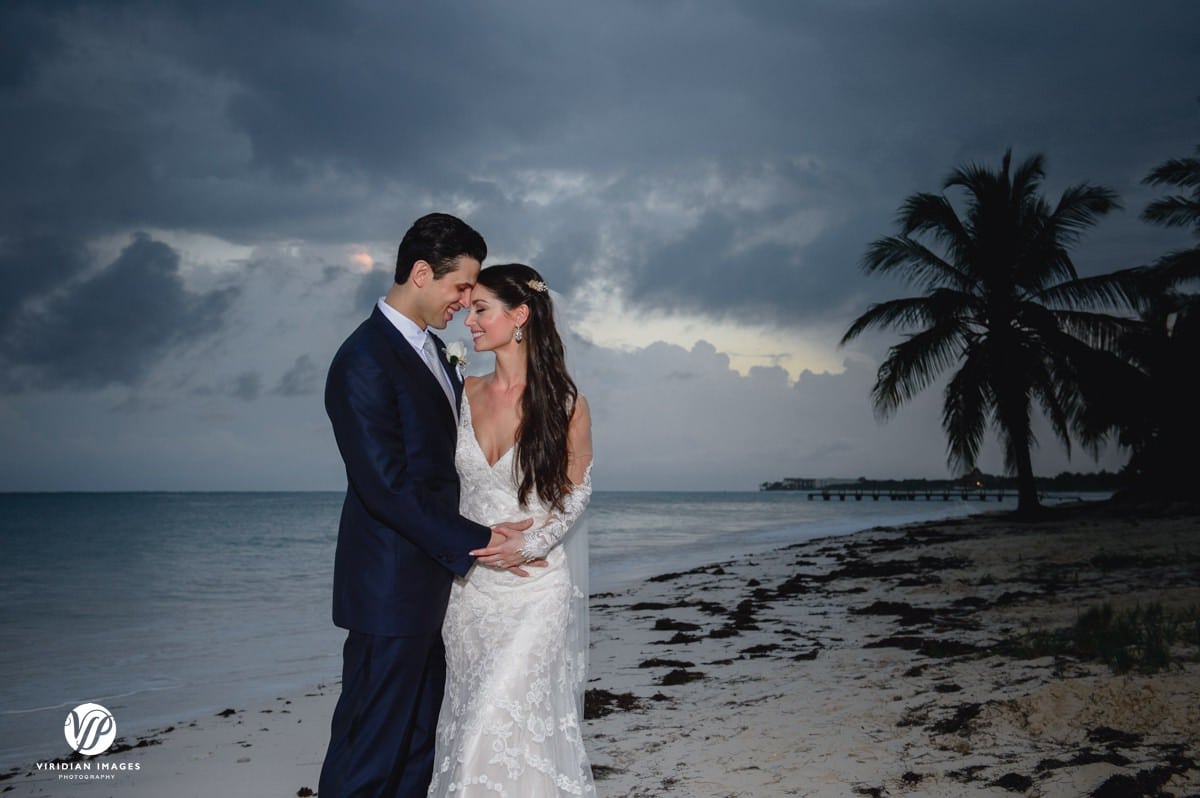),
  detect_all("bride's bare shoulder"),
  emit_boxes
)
[569,393,590,419]
[463,374,491,400]
[568,394,591,436]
